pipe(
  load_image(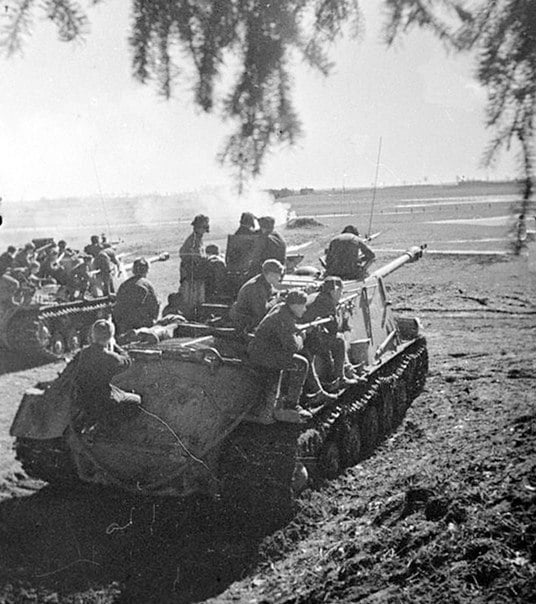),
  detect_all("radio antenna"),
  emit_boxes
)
[367,136,382,236]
